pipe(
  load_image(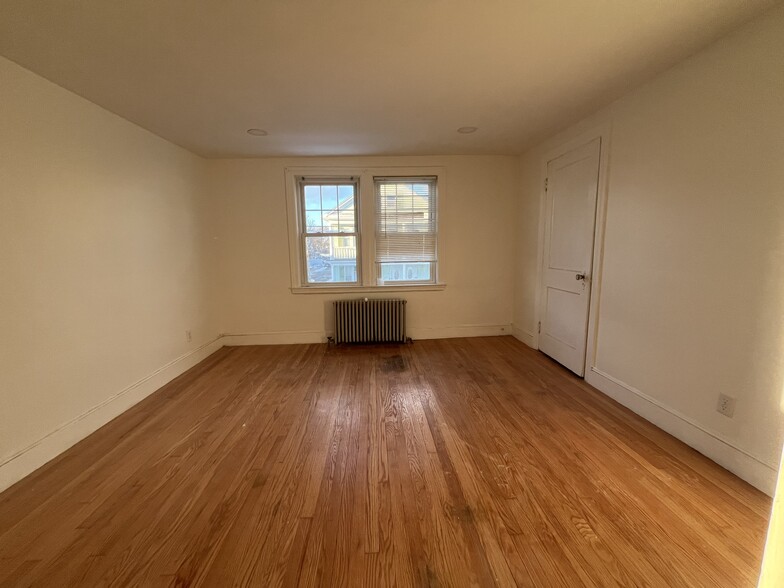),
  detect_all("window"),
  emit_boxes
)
[287,168,443,291]
[298,178,359,285]
[375,178,437,284]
